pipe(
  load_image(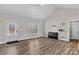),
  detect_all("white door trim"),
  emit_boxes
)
[68,18,79,41]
